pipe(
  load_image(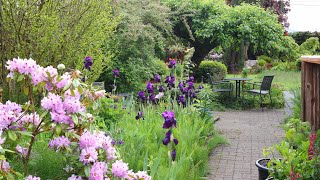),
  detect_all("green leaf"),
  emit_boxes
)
[16,131,33,137]
[17,75,24,82]
[55,124,62,135]
[8,130,17,141]
[63,82,72,91]
[150,152,162,178]
[143,151,148,171]
[23,86,29,96]
[72,114,79,125]
[40,110,49,119]
[73,79,80,88]
[84,166,90,177]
